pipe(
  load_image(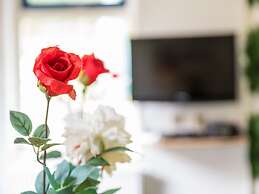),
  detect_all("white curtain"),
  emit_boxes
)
[0,0,19,193]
